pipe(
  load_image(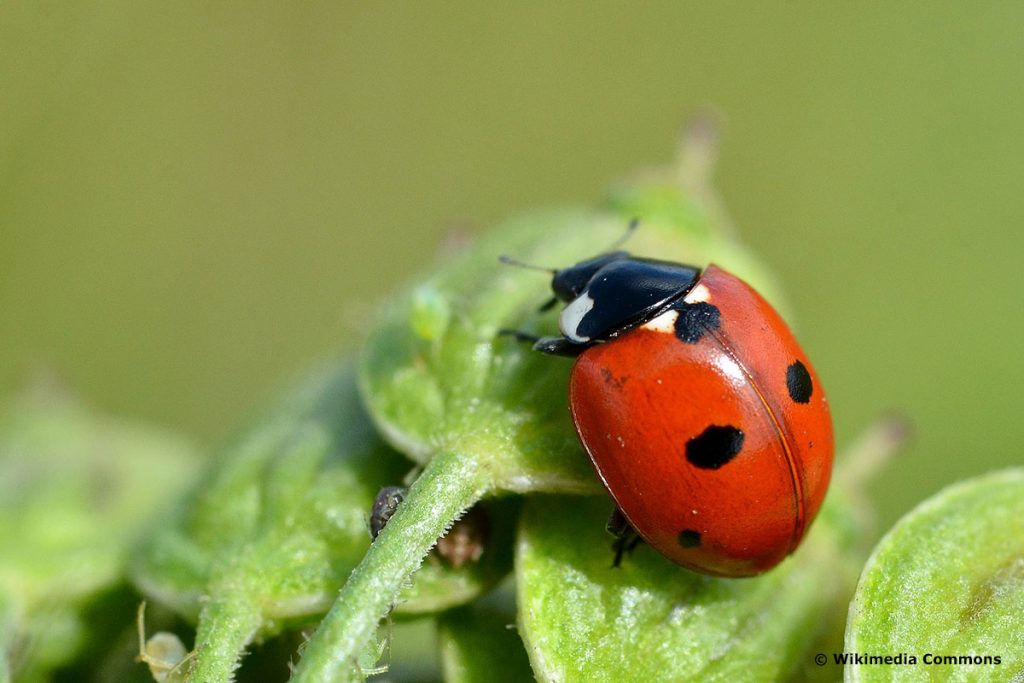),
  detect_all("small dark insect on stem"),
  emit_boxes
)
[370,486,407,540]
